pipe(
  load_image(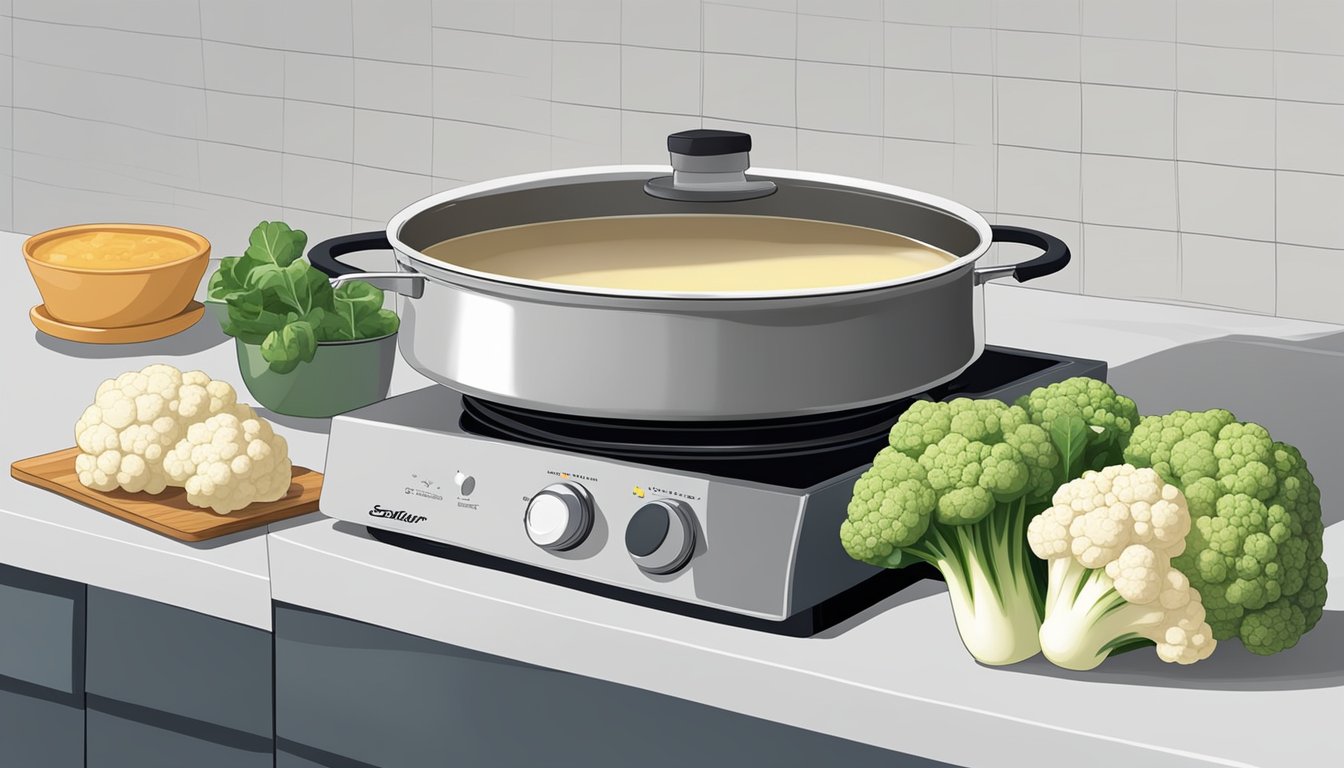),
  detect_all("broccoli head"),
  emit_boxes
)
[1015,376,1140,480]
[1122,409,1328,655]
[840,398,1059,665]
